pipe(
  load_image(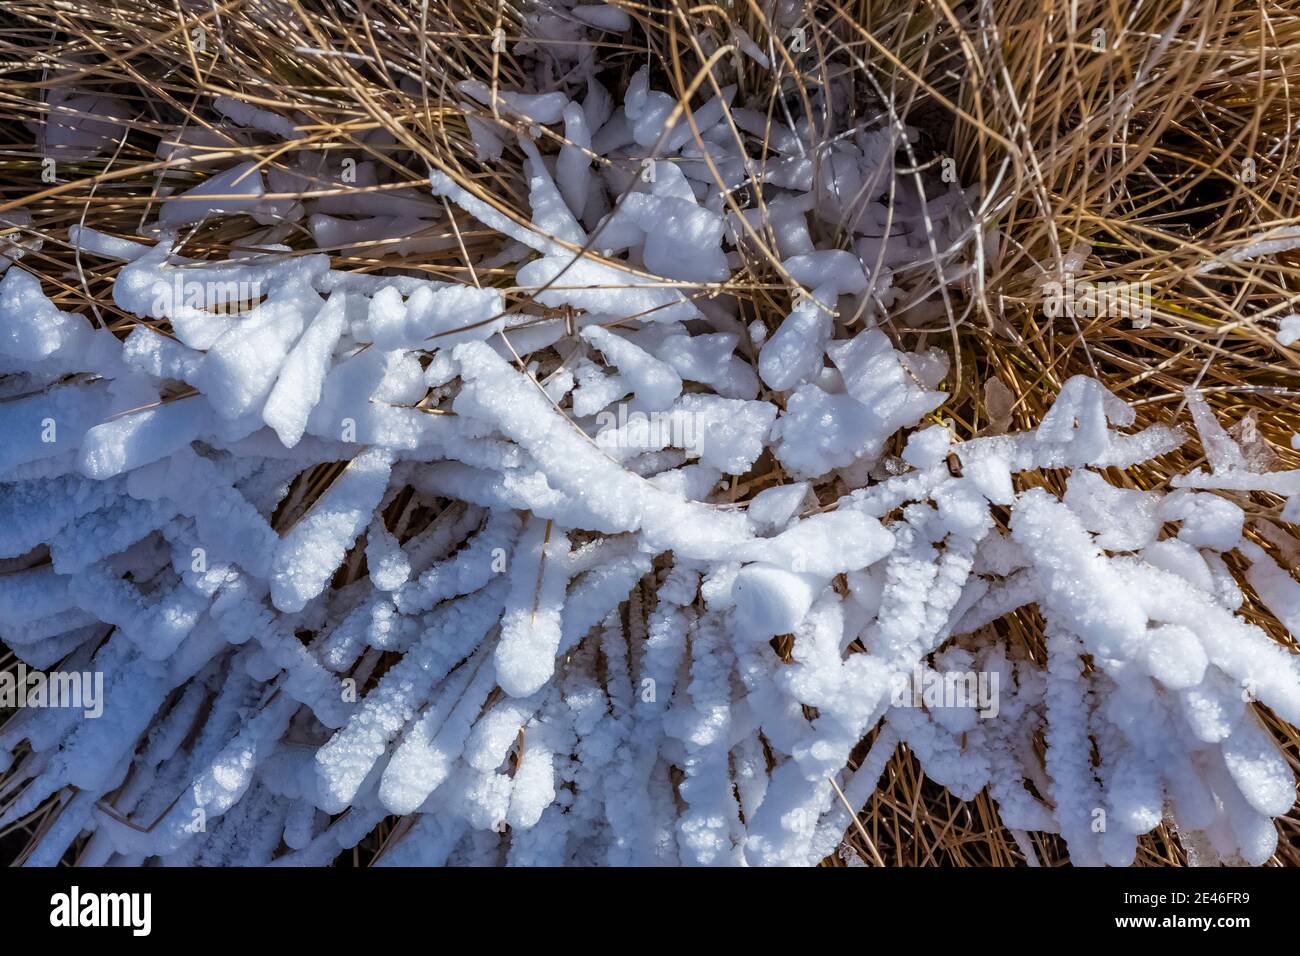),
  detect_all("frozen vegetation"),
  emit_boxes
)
[2,0,1299,866]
